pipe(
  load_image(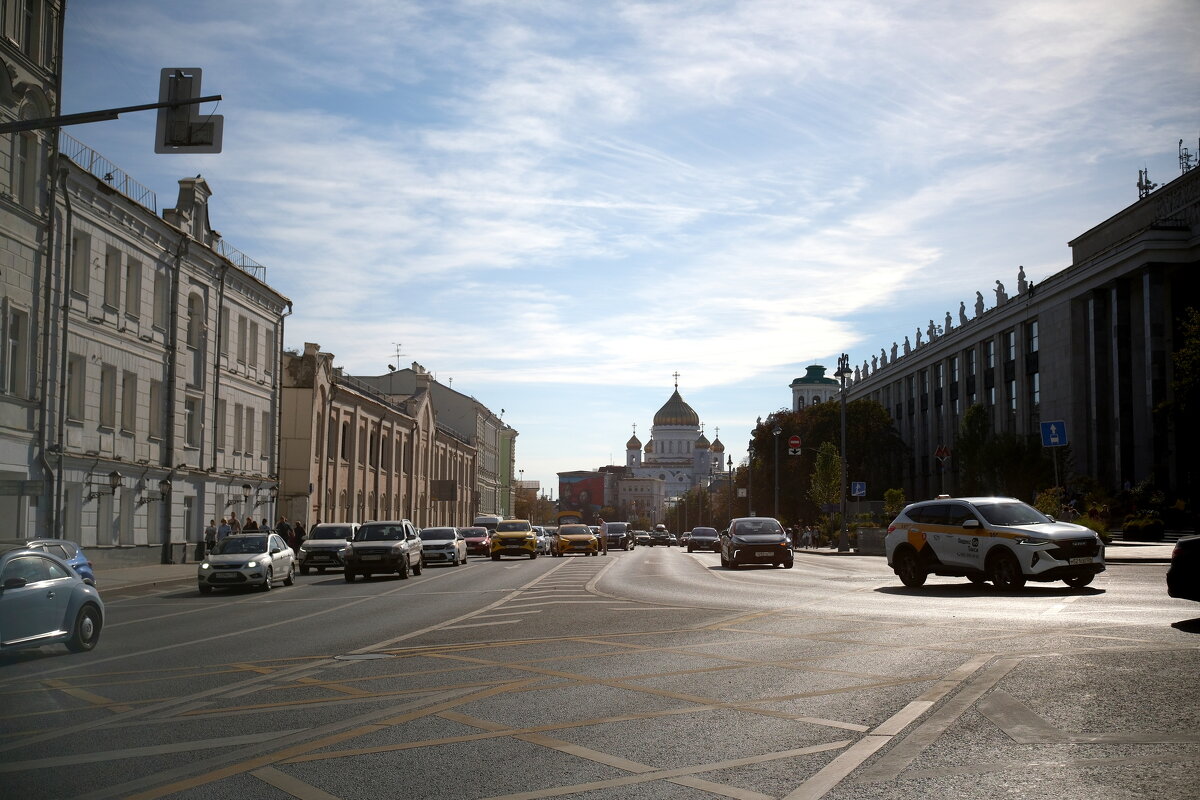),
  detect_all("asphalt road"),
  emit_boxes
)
[1,548,1197,800]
